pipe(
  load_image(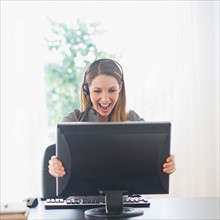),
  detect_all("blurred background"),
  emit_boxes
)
[1,1,219,201]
